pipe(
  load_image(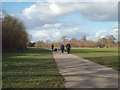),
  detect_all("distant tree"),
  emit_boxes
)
[81,35,87,41]
[105,35,116,42]
[45,40,51,47]
[97,35,116,48]
[46,40,50,44]
[27,42,35,47]
[69,38,77,47]
[61,36,68,44]
[35,41,44,47]
[98,38,108,48]
[115,41,119,47]
[32,35,118,48]
[105,35,116,47]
